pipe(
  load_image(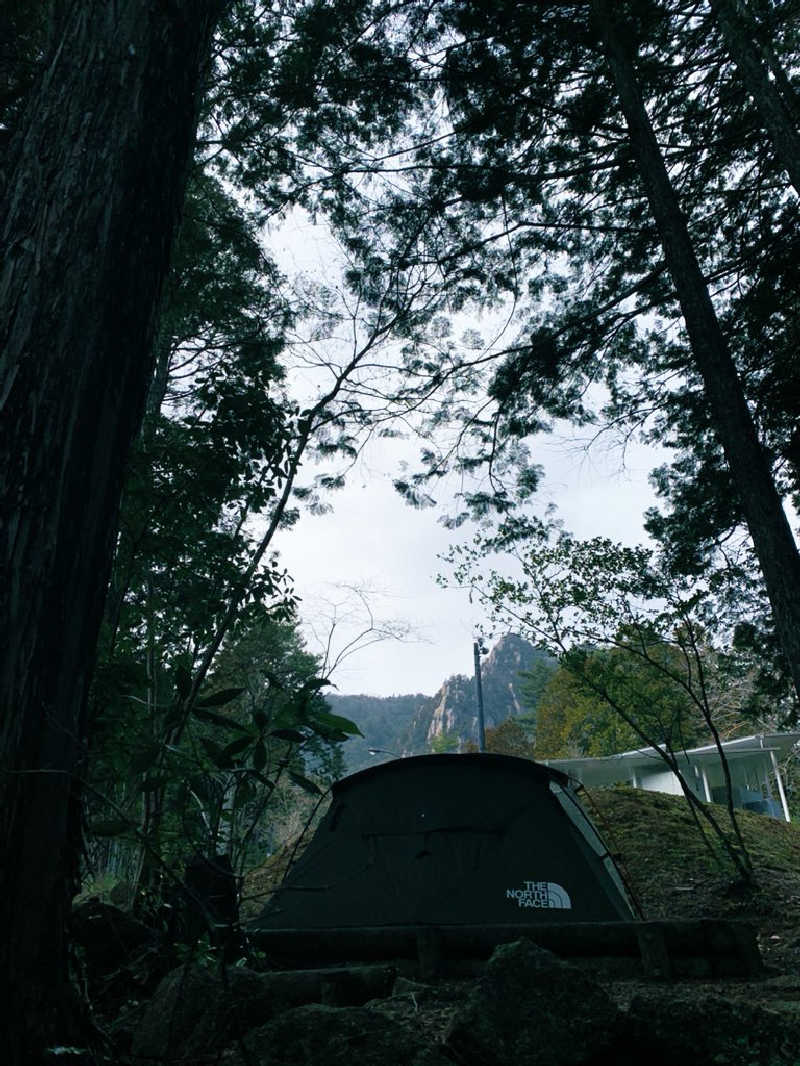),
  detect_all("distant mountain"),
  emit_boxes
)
[327,634,556,773]
[324,691,435,773]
